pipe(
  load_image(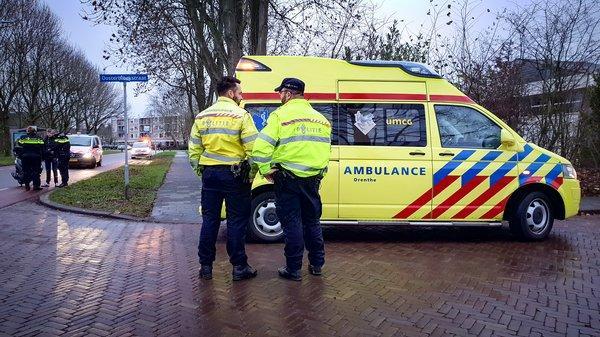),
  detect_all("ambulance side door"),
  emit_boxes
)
[428,103,520,221]
[336,102,433,220]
